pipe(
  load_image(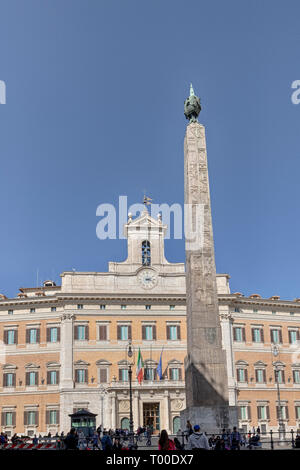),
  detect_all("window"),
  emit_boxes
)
[169,368,182,381]
[3,373,15,387]
[26,371,38,386]
[142,240,151,266]
[8,310,13,315]
[117,325,131,341]
[5,412,13,426]
[49,410,58,425]
[272,311,276,315]
[275,369,285,383]
[276,405,288,420]
[142,325,156,341]
[100,305,106,310]
[255,369,266,383]
[26,328,40,344]
[295,406,300,419]
[75,369,87,383]
[49,327,58,343]
[234,308,240,313]
[47,370,59,385]
[257,405,269,420]
[99,369,108,383]
[237,368,248,382]
[51,307,56,312]
[144,368,155,381]
[252,328,264,343]
[290,312,295,316]
[271,329,282,344]
[239,406,247,420]
[5,330,16,345]
[293,370,300,384]
[119,369,128,382]
[77,304,83,310]
[74,325,89,341]
[121,305,127,310]
[253,309,258,313]
[30,308,35,313]
[99,325,108,341]
[233,327,245,342]
[169,305,175,310]
[145,305,151,310]
[167,325,180,341]
[289,330,299,344]
[27,411,36,425]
